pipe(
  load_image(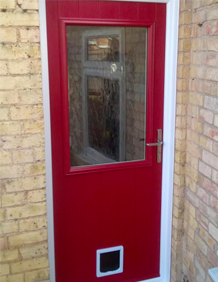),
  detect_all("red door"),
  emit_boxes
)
[46,1,166,281]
